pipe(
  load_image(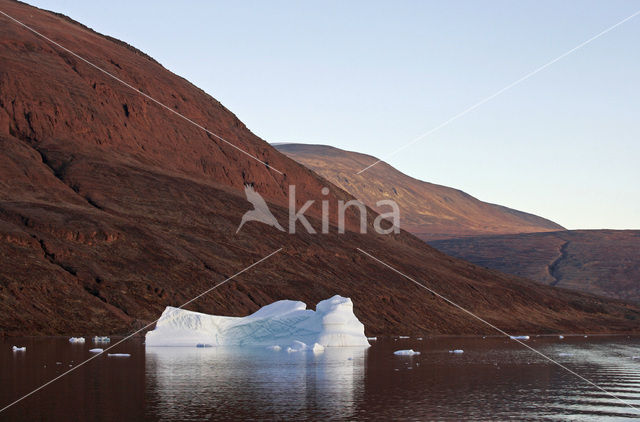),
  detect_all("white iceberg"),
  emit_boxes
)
[367,337,377,341]
[398,336,410,339]
[145,295,370,348]
[394,349,420,356]
[559,335,565,339]
[510,335,530,340]
[267,345,281,351]
[449,349,464,354]
[12,346,26,352]
[108,353,130,357]
[89,348,103,353]
[69,337,85,343]
[93,336,110,343]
